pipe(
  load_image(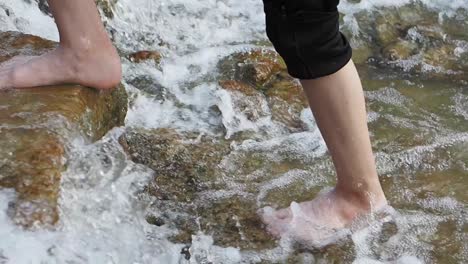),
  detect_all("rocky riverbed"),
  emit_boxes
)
[0,0,467,263]
[0,31,128,228]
